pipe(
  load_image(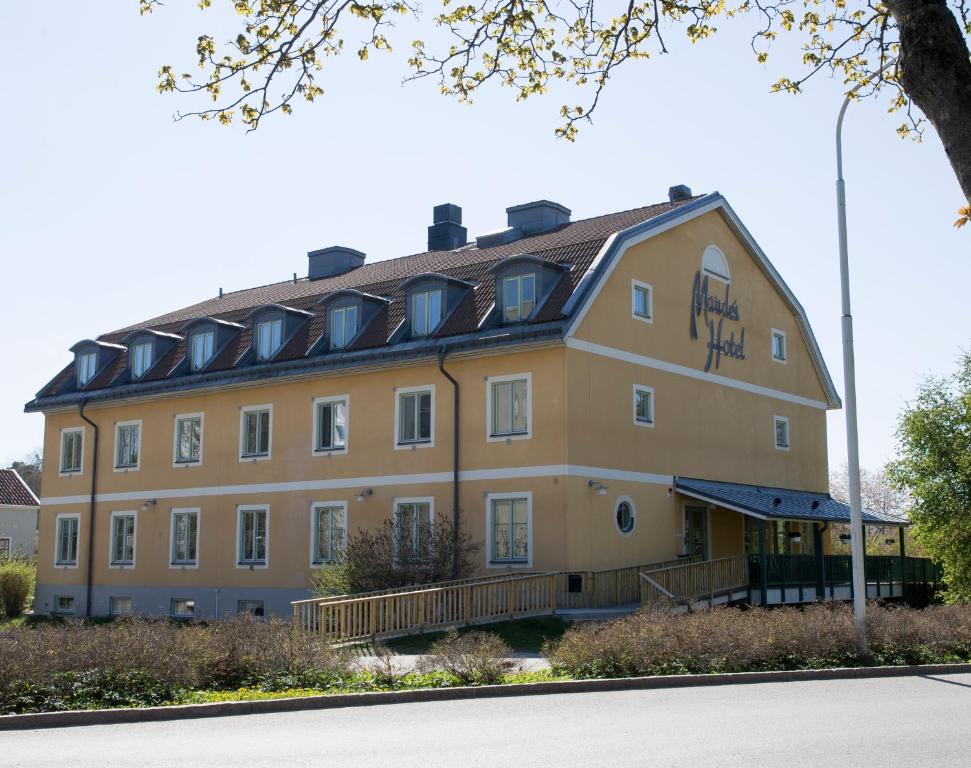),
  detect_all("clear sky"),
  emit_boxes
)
[1,3,967,477]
